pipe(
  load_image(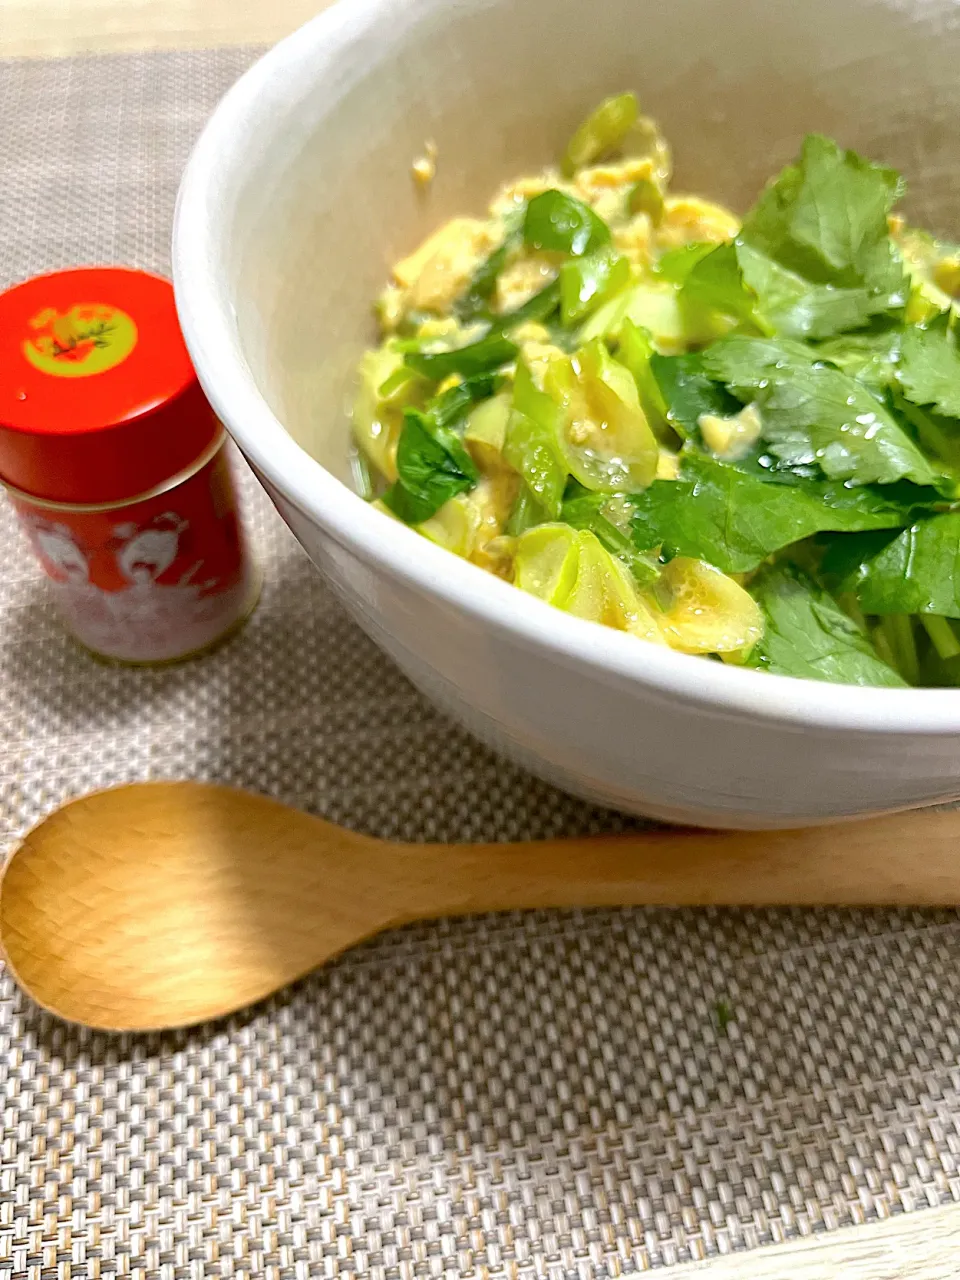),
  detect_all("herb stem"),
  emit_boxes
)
[838,592,868,631]
[921,615,960,660]
[879,614,920,685]
[871,625,899,672]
